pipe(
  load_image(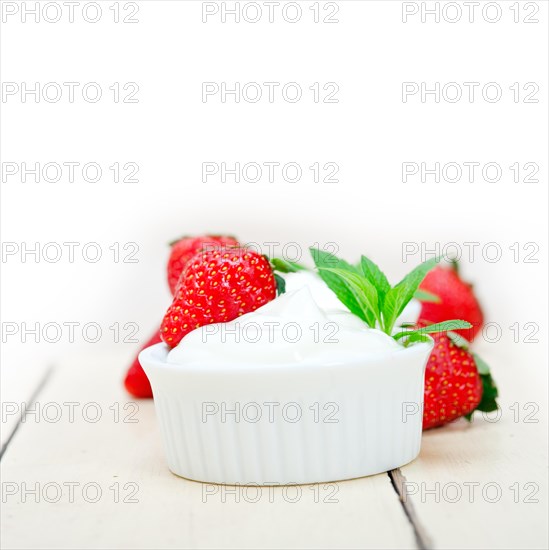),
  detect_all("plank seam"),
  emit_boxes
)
[388,468,434,550]
[0,366,55,460]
